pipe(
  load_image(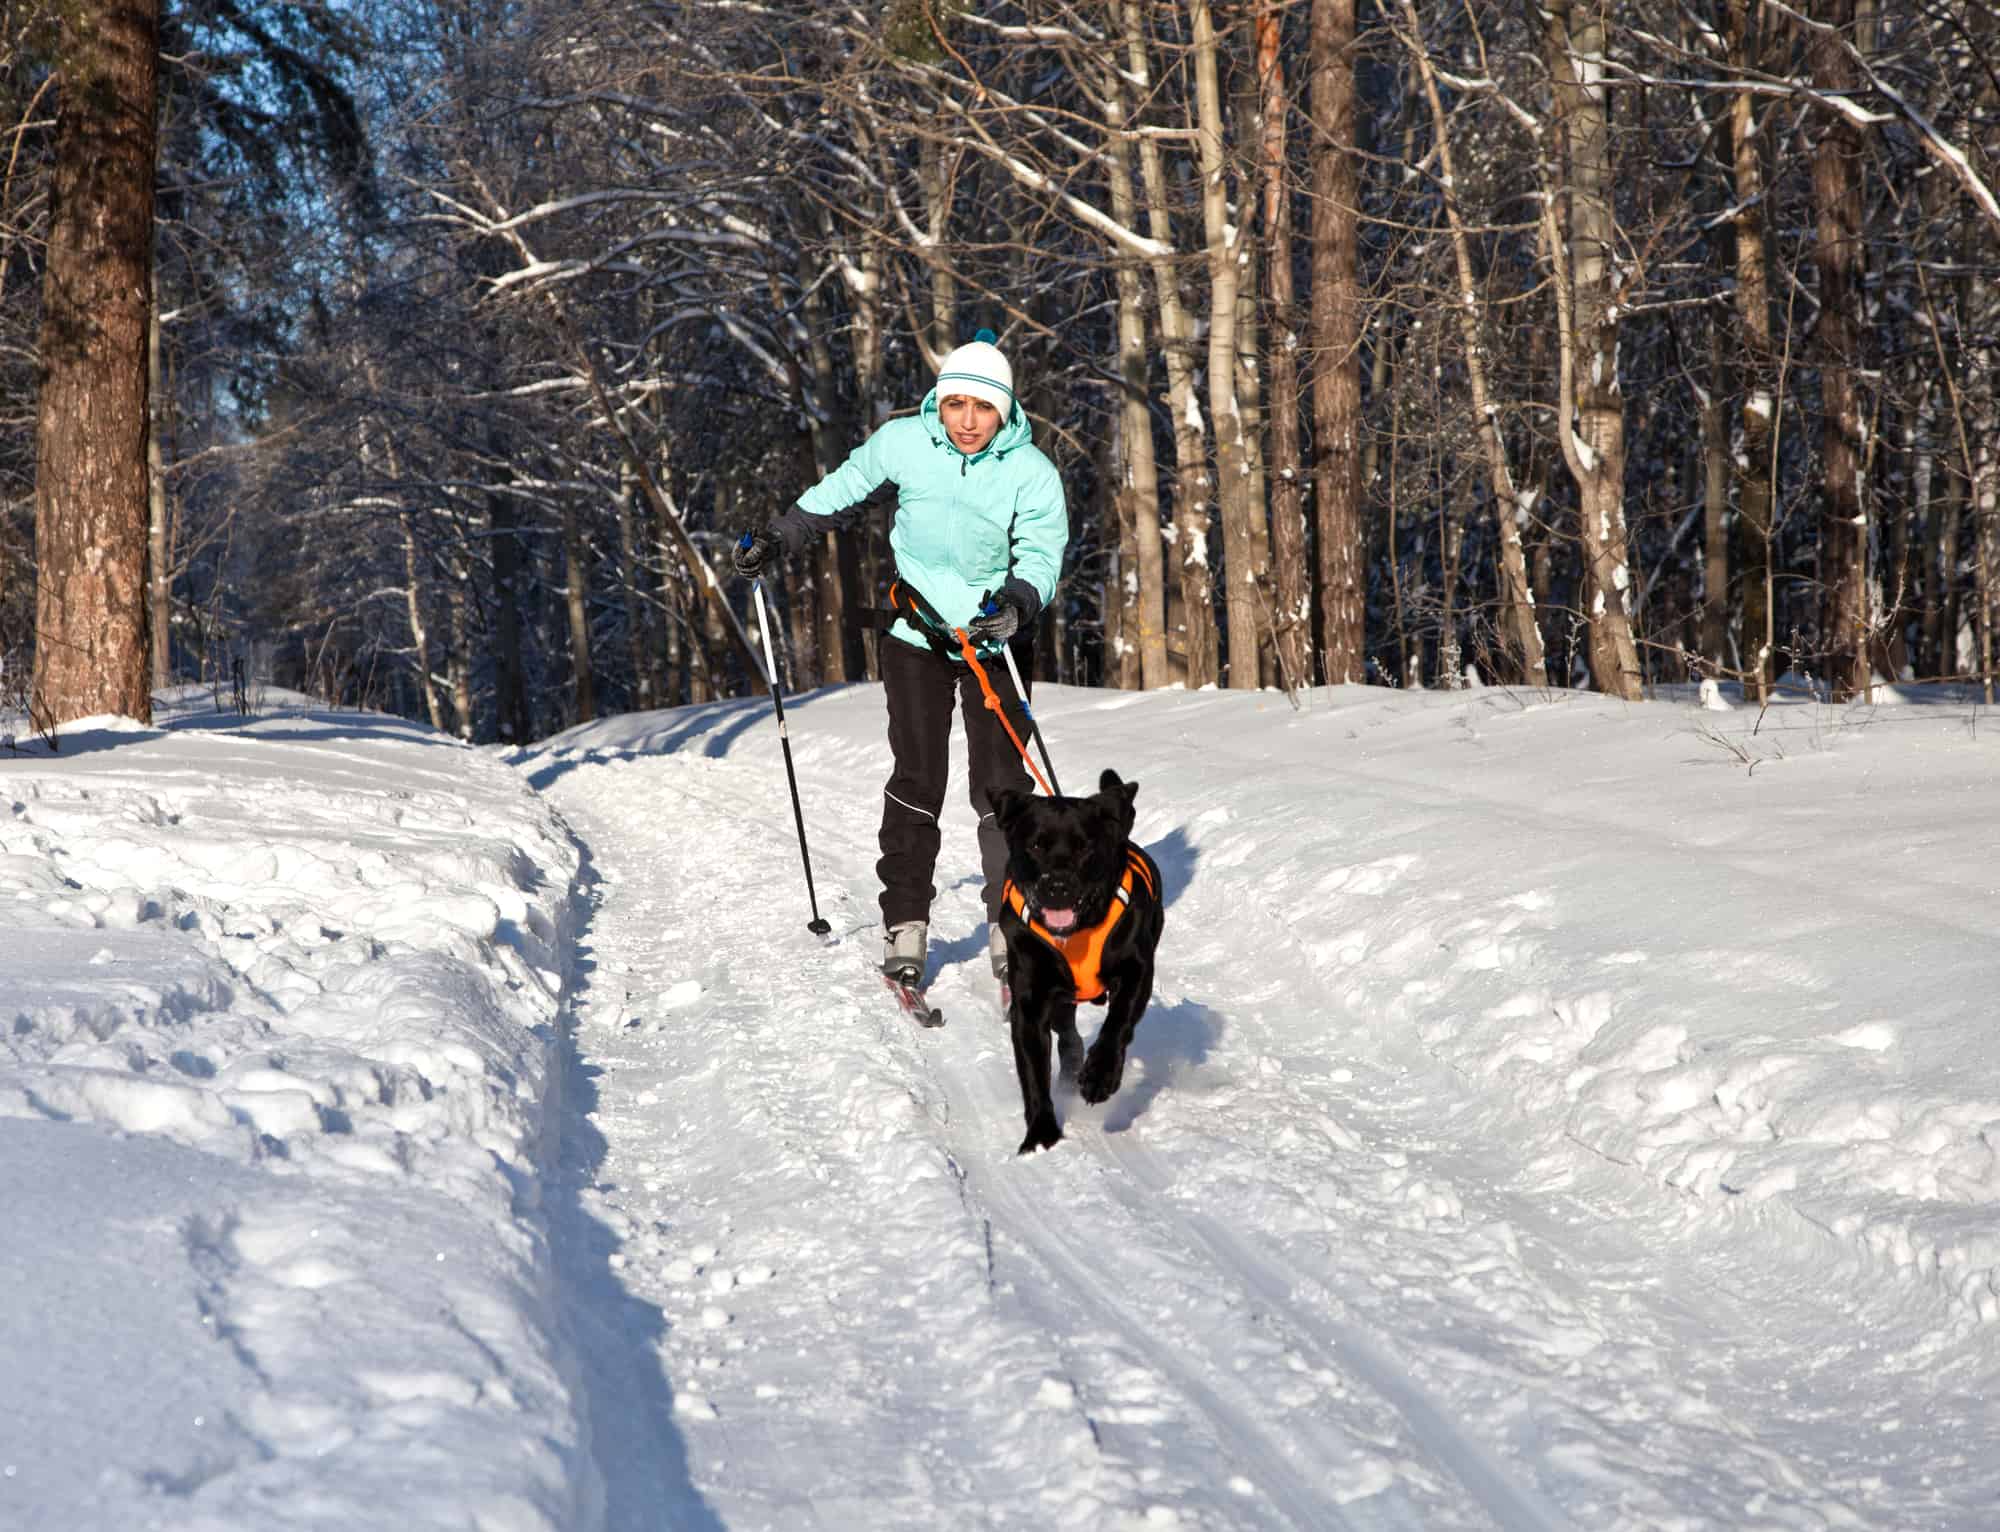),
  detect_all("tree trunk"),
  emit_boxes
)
[616,463,658,711]
[562,497,596,725]
[1230,160,1273,687]
[663,556,688,705]
[1397,0,1547,687]
[1698,359,1730,670]
[32,0,159,733]
[1726,0,1777,701]
[1260,2,1311,695]
[399,511,444,732]
[1960,7,2000,698]
[147,298,172,689]
[486,472,534,744]
[1310,0,1366,685]
[1100,7,1170,689]
[841,223,887,681]
[800,241,862,685]
[361,357,443,732]
[448,552,474,740]
[1541,0,1642,699]
[1125,0,1215,689]
[1807,0,1871,701]
[919,127,959,360]
[1192,0,1257,690]
[1976,395,1998,699]
[1112,414,1144,688]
